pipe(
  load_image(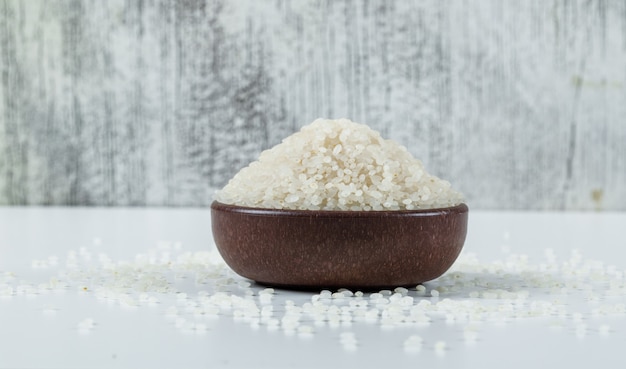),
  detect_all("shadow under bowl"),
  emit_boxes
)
[211,201,468,290]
